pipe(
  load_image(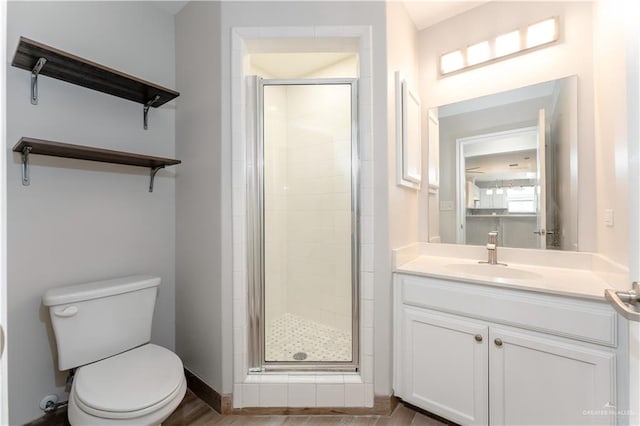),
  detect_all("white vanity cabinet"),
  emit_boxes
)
[393,273,622,426]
